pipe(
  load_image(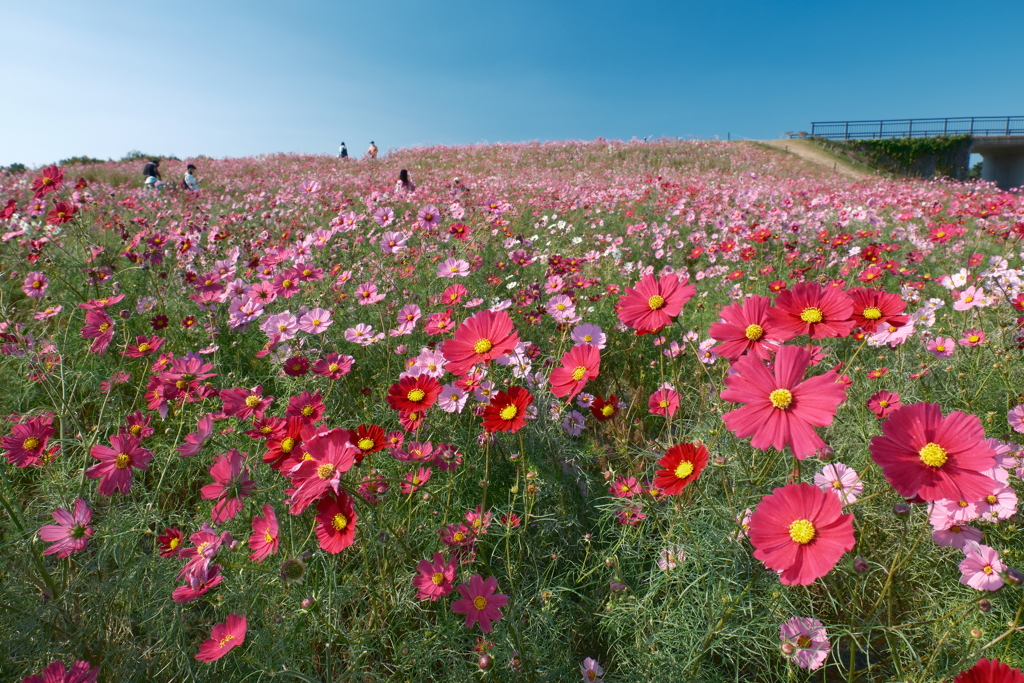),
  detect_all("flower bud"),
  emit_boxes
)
[301,596,314,609]
[1006,567,1024,586]
[853,557,869,574]
[478,655,493,671]
[892,503,911,517]
[815,445,834,461]
[970,628,982,639]
[978,599,992,612]
[780,642,795,655]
